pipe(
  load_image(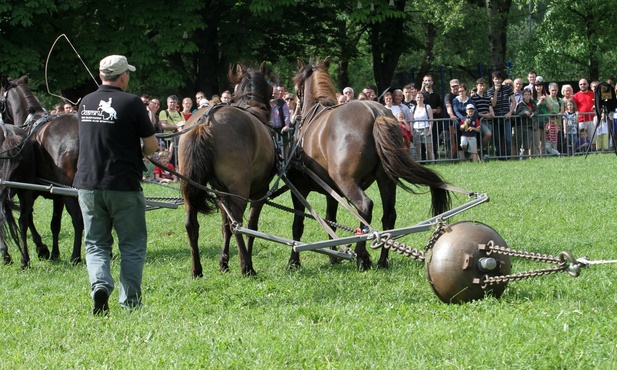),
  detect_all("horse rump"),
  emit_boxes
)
[372,115,451,216]
[178,124,219,214]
